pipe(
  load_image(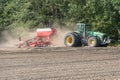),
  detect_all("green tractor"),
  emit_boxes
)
[64,23,113,47]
